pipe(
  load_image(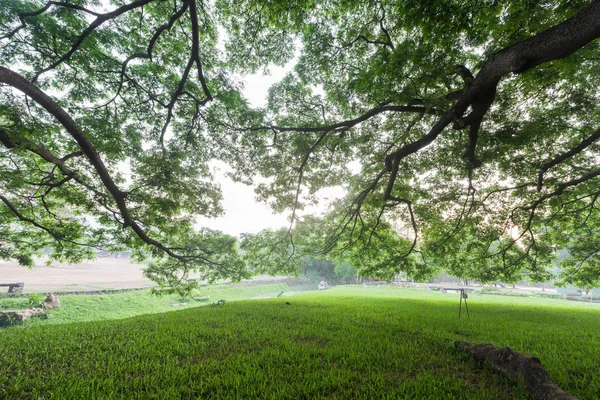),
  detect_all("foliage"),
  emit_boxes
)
[26,293,45,308]
[300,257,336,283]
[2,1,600,288]
[240,228,301,275]
[0,283,305,327]
[1,287,599,399]
[333,261,357,283]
